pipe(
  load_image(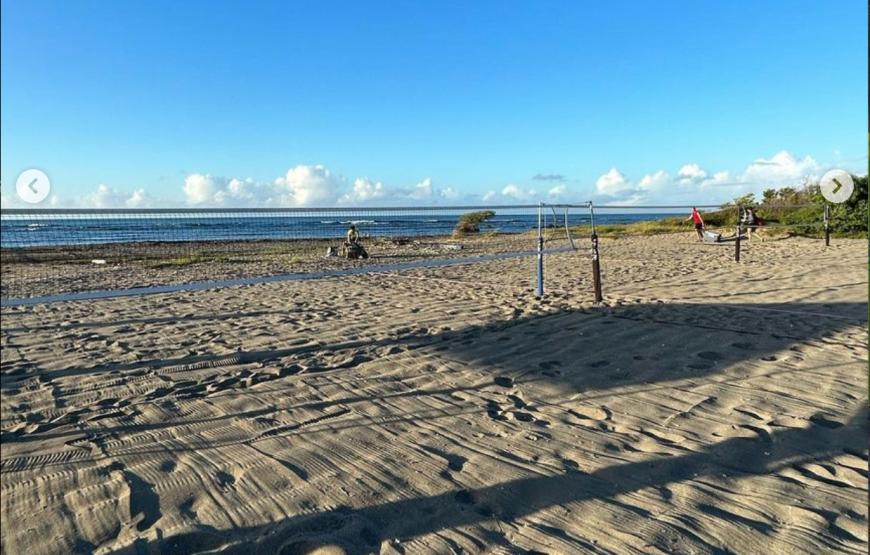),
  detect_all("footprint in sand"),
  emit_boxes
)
[420,445,467,472]
[493,376,514,388]
[507,394,528,409]
[712,424,772,443]
[809,413,845,429]
[215,470,236,489]
[454,490,473,505]
[179,498,197,520]
[486,400,508,421]
[789,463,856,489]
[640,428,687,445]
[558,405,611,429]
